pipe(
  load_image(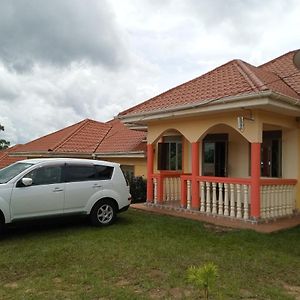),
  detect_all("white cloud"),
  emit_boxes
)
[0,0,299,145]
